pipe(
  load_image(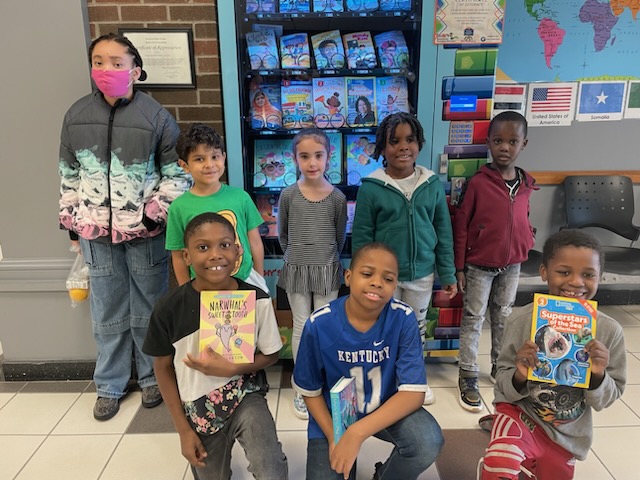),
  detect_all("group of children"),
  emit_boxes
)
[62,33,627,480]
